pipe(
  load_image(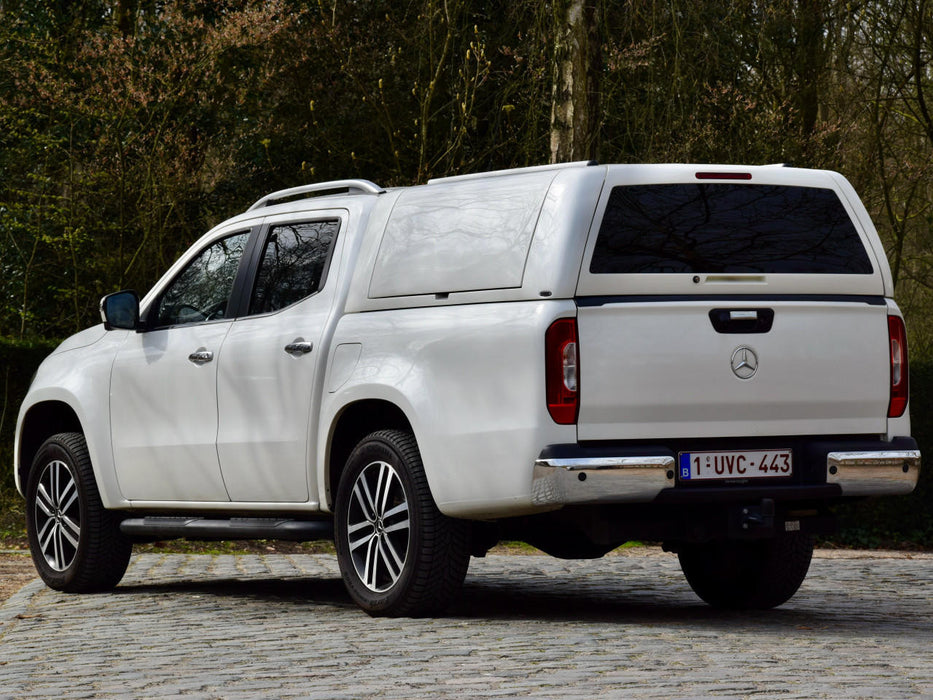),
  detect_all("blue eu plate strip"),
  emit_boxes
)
[679,453,692,480]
